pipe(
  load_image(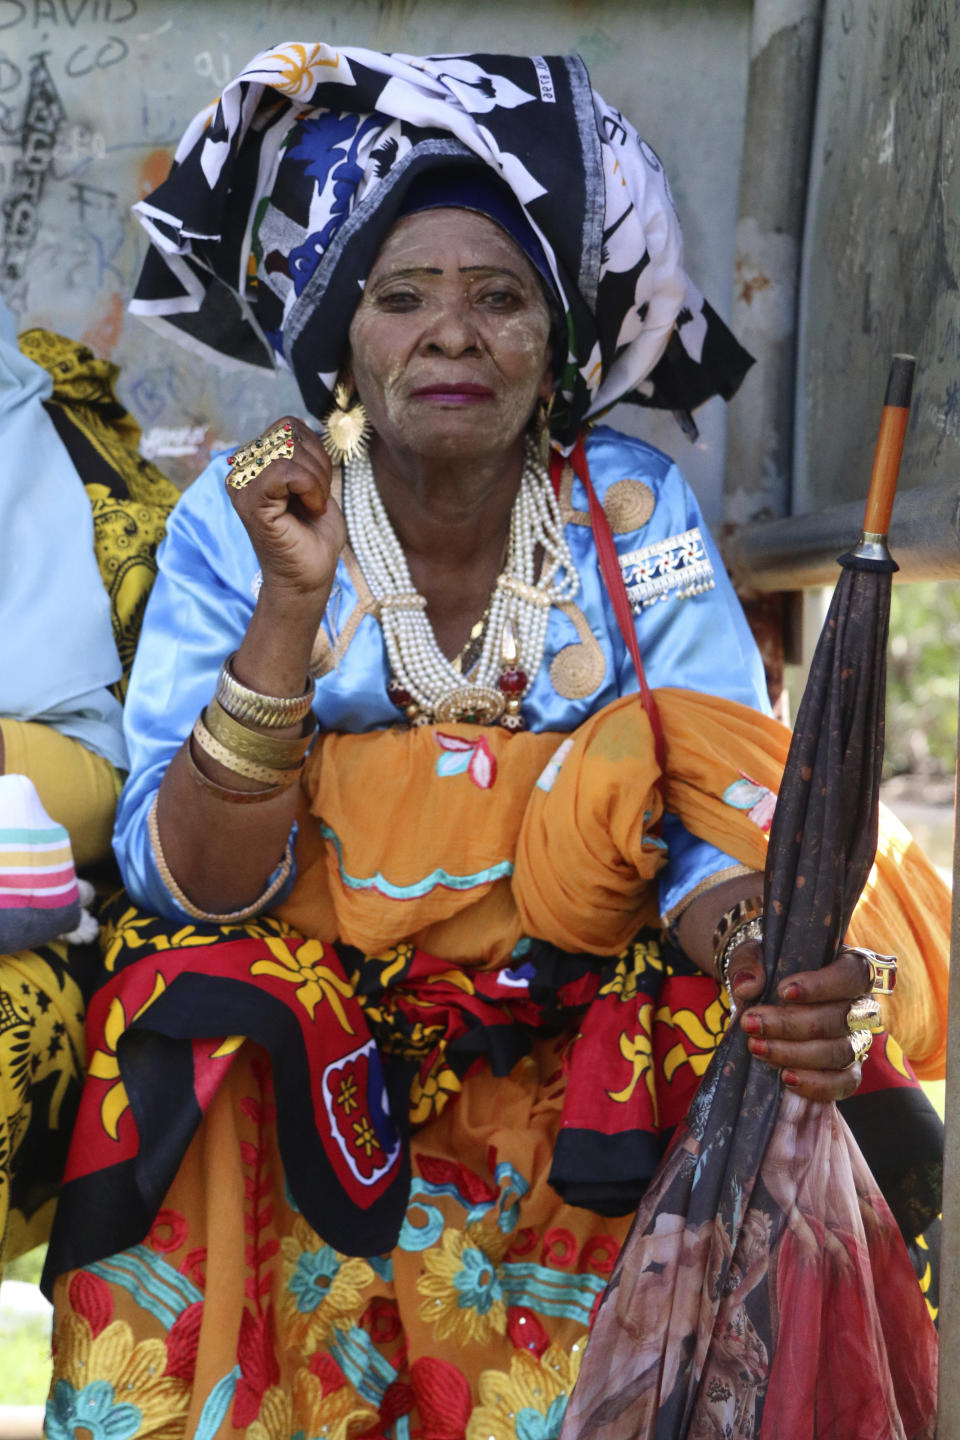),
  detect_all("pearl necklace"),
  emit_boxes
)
[343,442,579,725]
